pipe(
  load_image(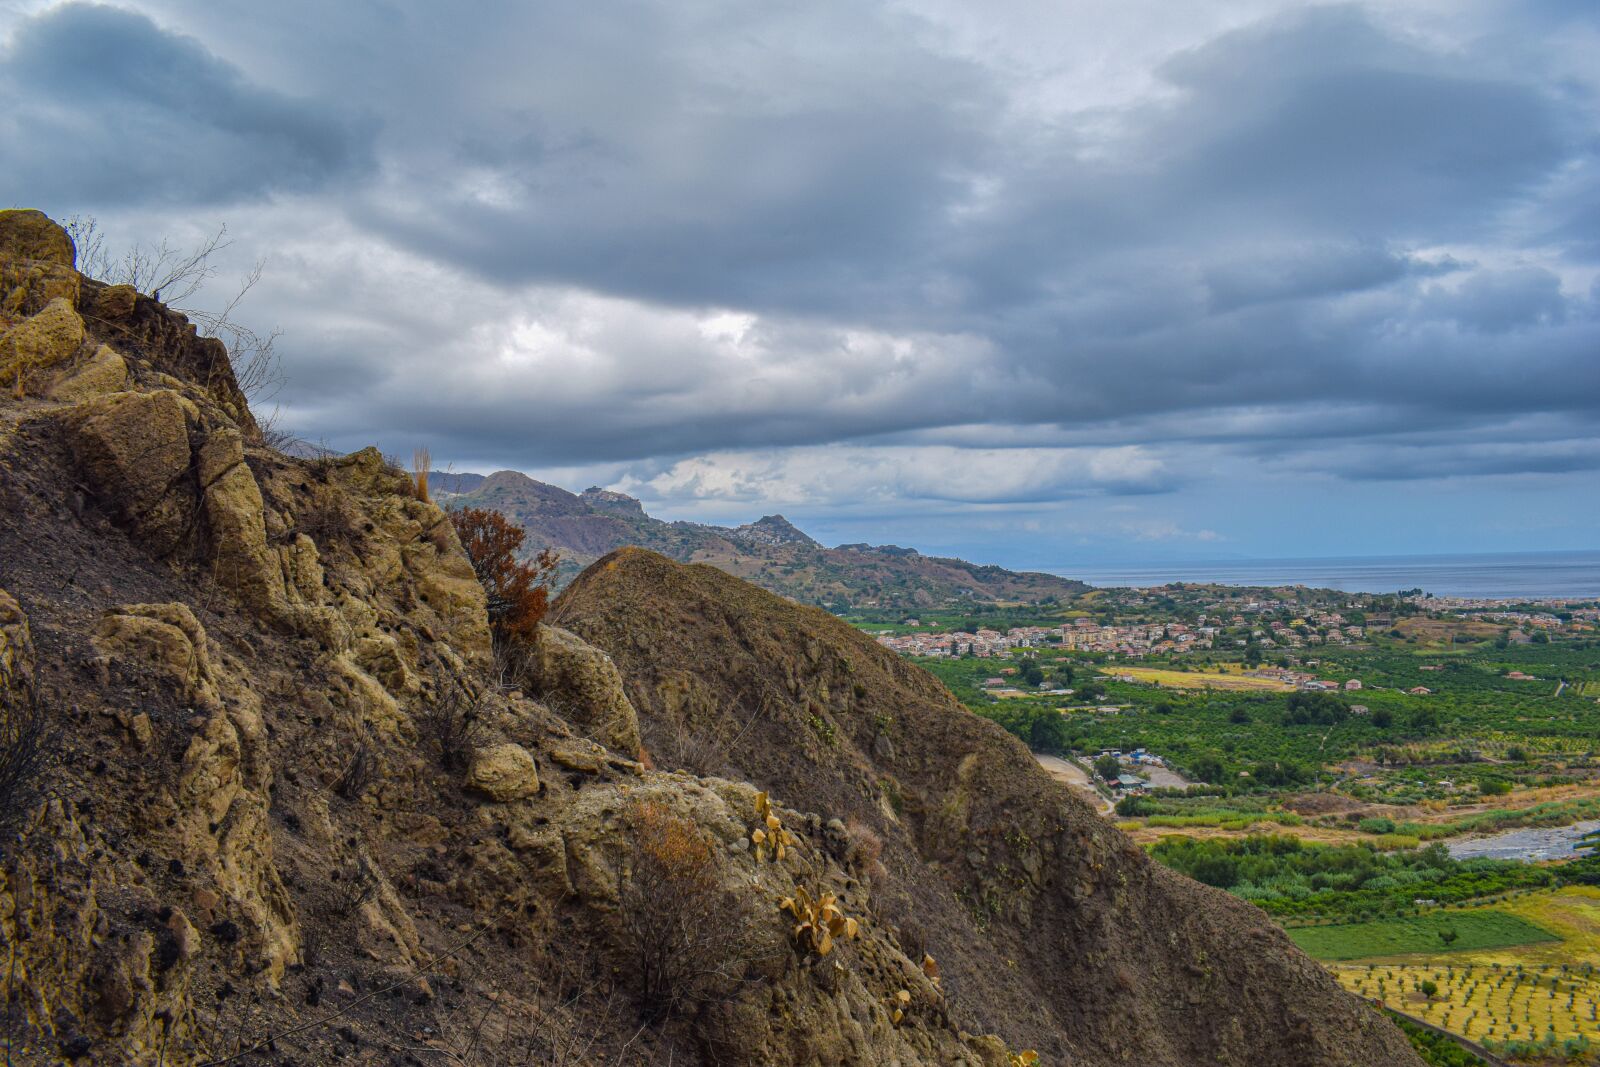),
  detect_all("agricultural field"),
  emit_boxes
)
[1337,961,1599,1056]
[1106,665,1293,691]
[1290,910,1559,960]
[871,587,1600,1060]
[1323,888,1600,1061]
